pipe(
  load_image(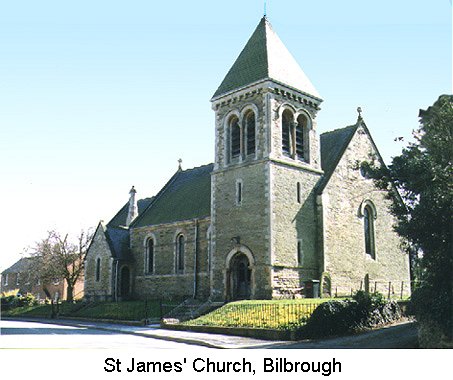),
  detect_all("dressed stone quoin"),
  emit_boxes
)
[84,18,411,302]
